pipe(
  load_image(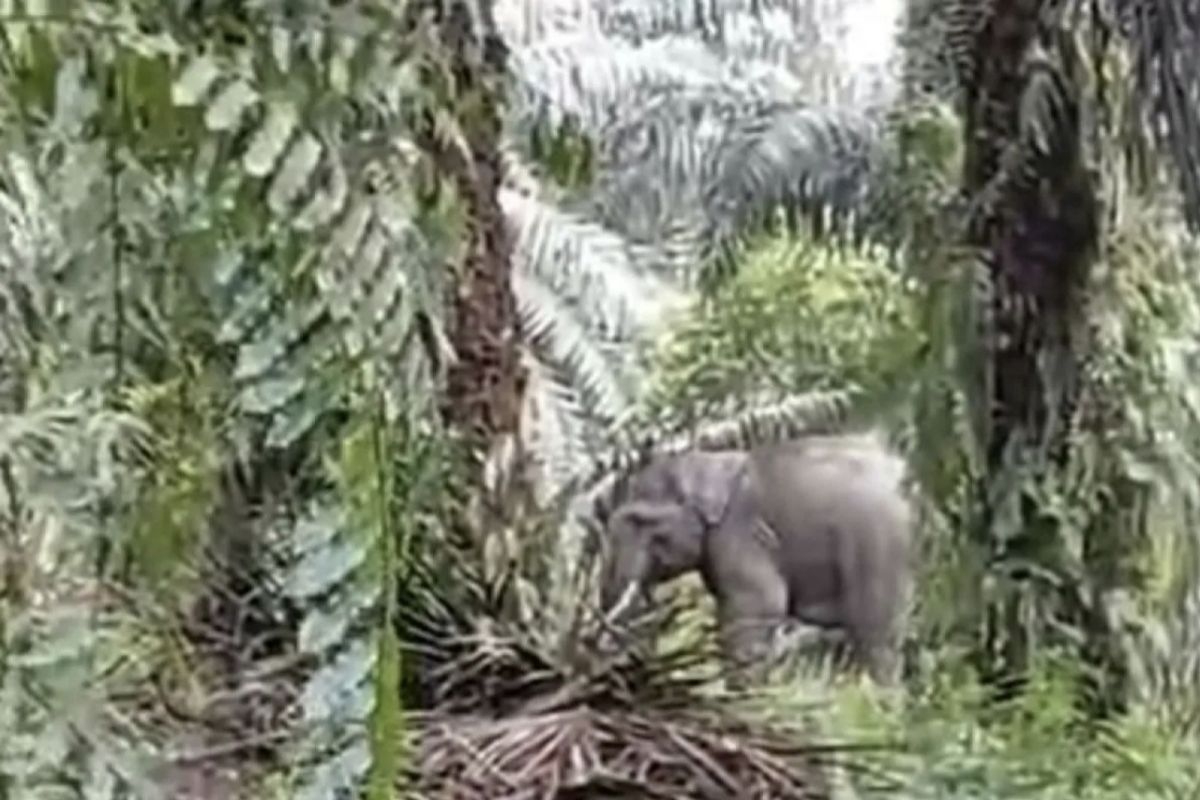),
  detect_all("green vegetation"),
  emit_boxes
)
[2,1,1200,798]
[644,233,920,426]
[744,652,1200,799]
[646,223,1200,797]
